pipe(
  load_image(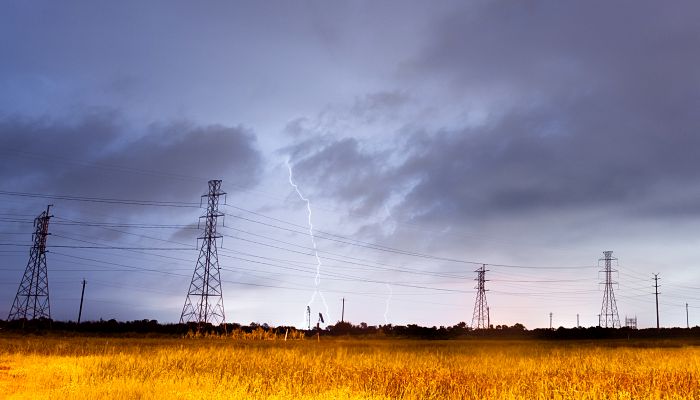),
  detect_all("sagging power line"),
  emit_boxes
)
[2,186,697,329]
